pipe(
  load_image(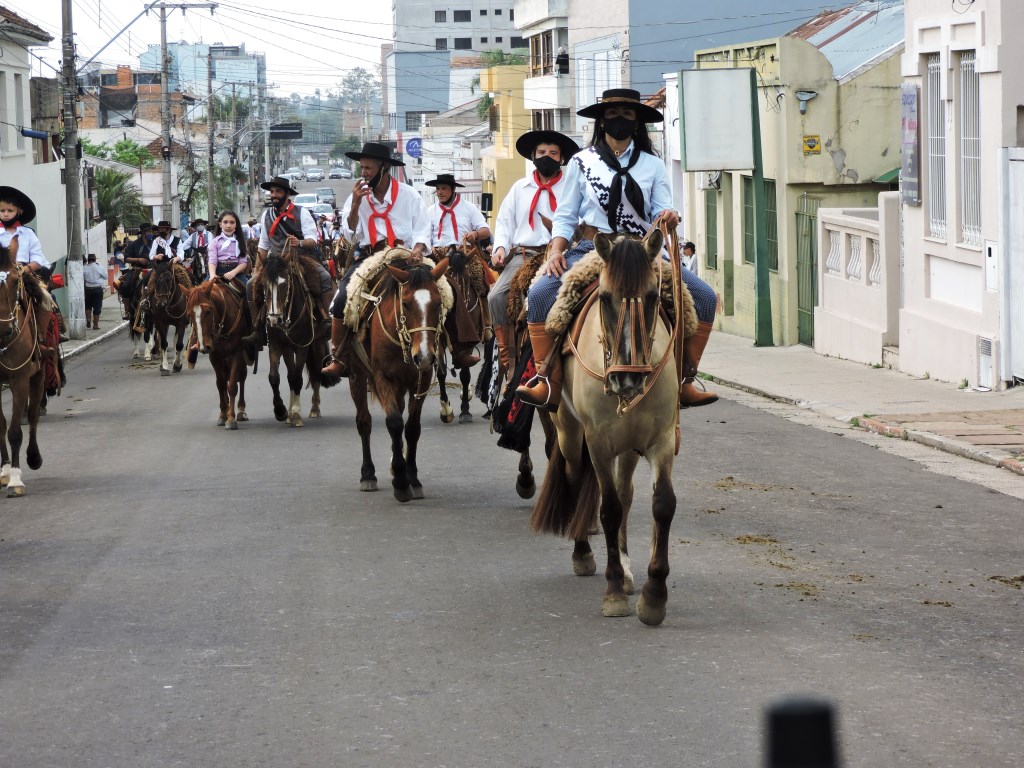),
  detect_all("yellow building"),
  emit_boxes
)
[480,65,530,222]
[685,4,904,346]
